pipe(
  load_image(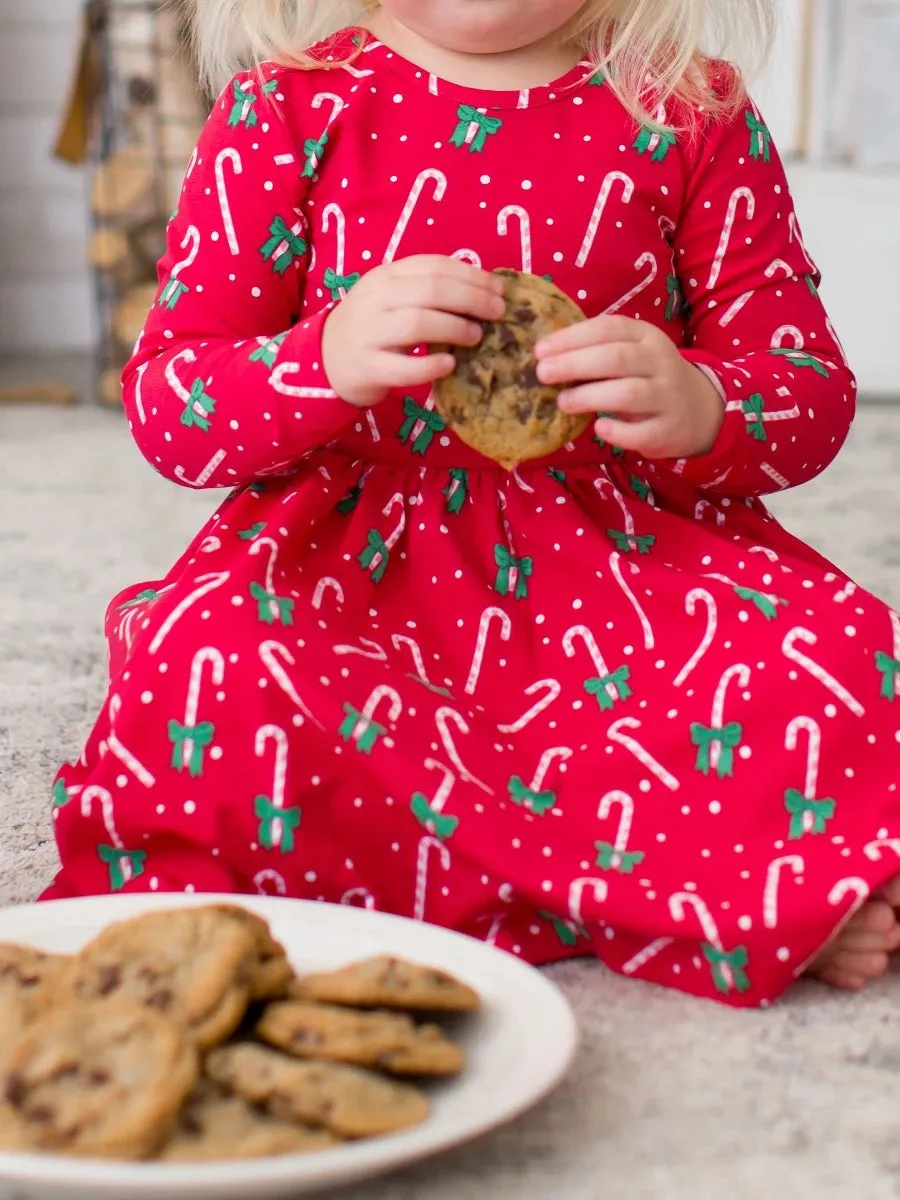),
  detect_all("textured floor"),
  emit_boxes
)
[2,404,900,1199]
